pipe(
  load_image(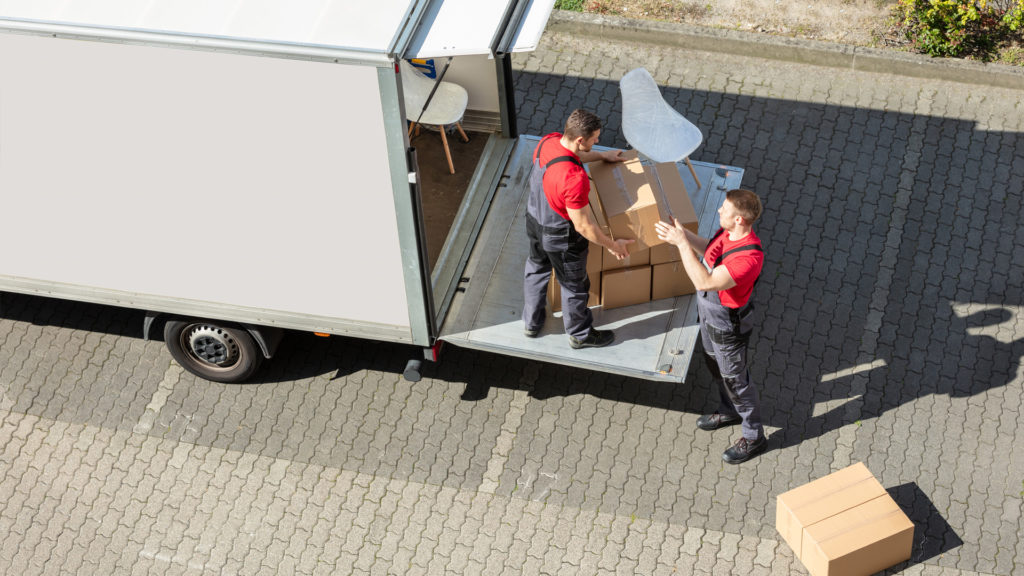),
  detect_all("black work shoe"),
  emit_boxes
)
[696,413,742,431]
[524,325,541,338]
[569,329,615,349]
[722,435,767,465]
